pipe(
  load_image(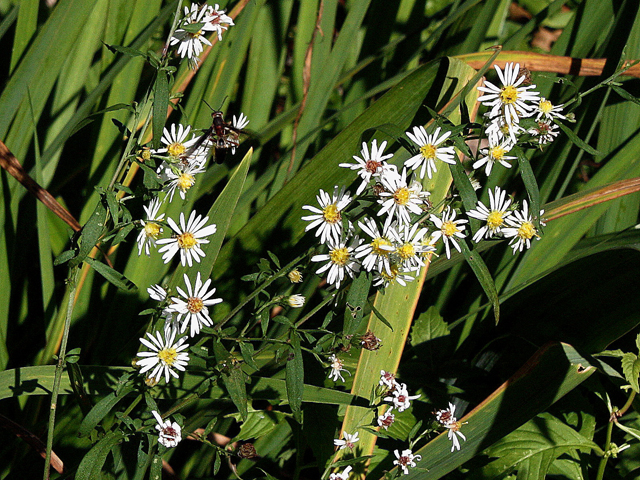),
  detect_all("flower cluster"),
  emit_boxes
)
[434,403,467,452]
[169,3,234,69]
